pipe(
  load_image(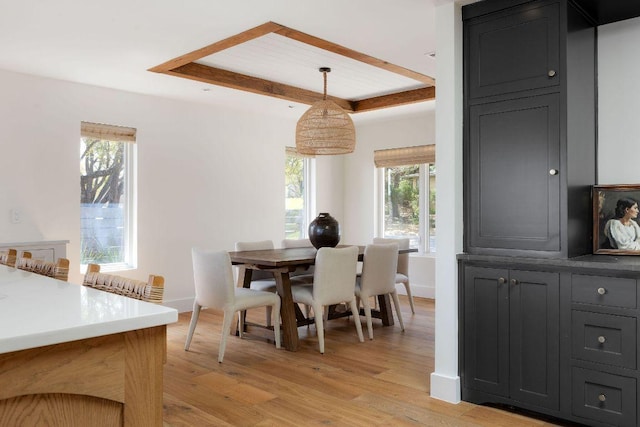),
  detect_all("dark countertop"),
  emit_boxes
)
[458,253,640,274]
